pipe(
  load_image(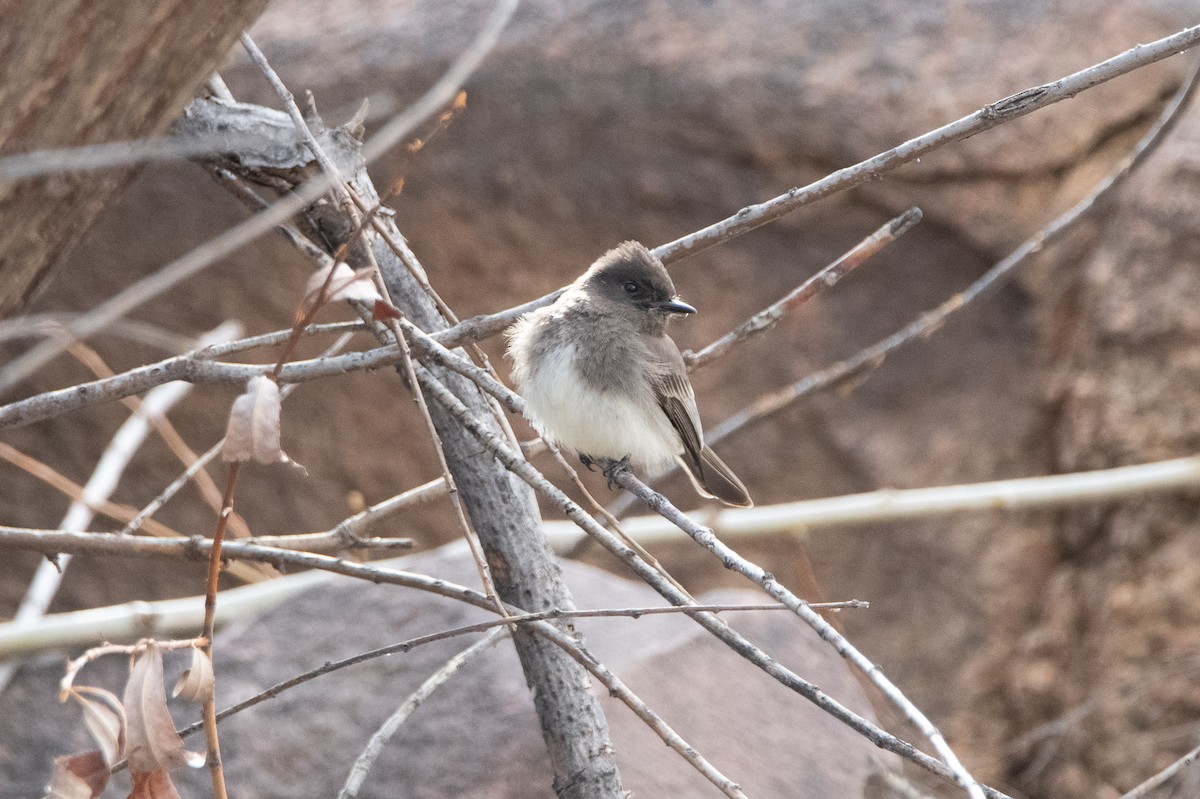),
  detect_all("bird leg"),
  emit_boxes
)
[599,456,631,490]
[578,453,597,472]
